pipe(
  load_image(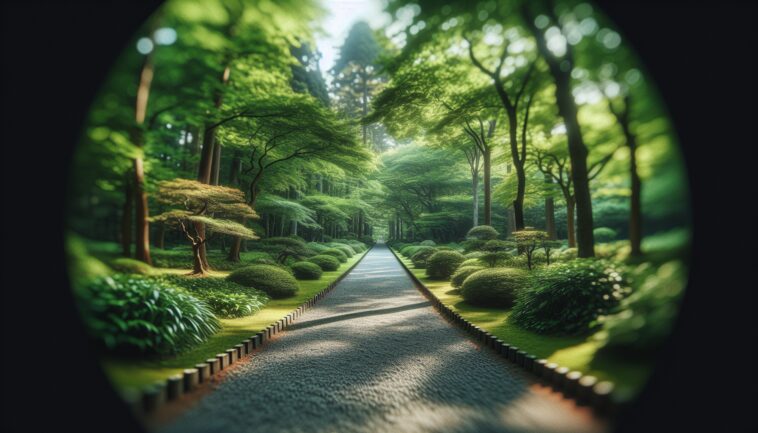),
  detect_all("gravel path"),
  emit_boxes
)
[162,244,606,433]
